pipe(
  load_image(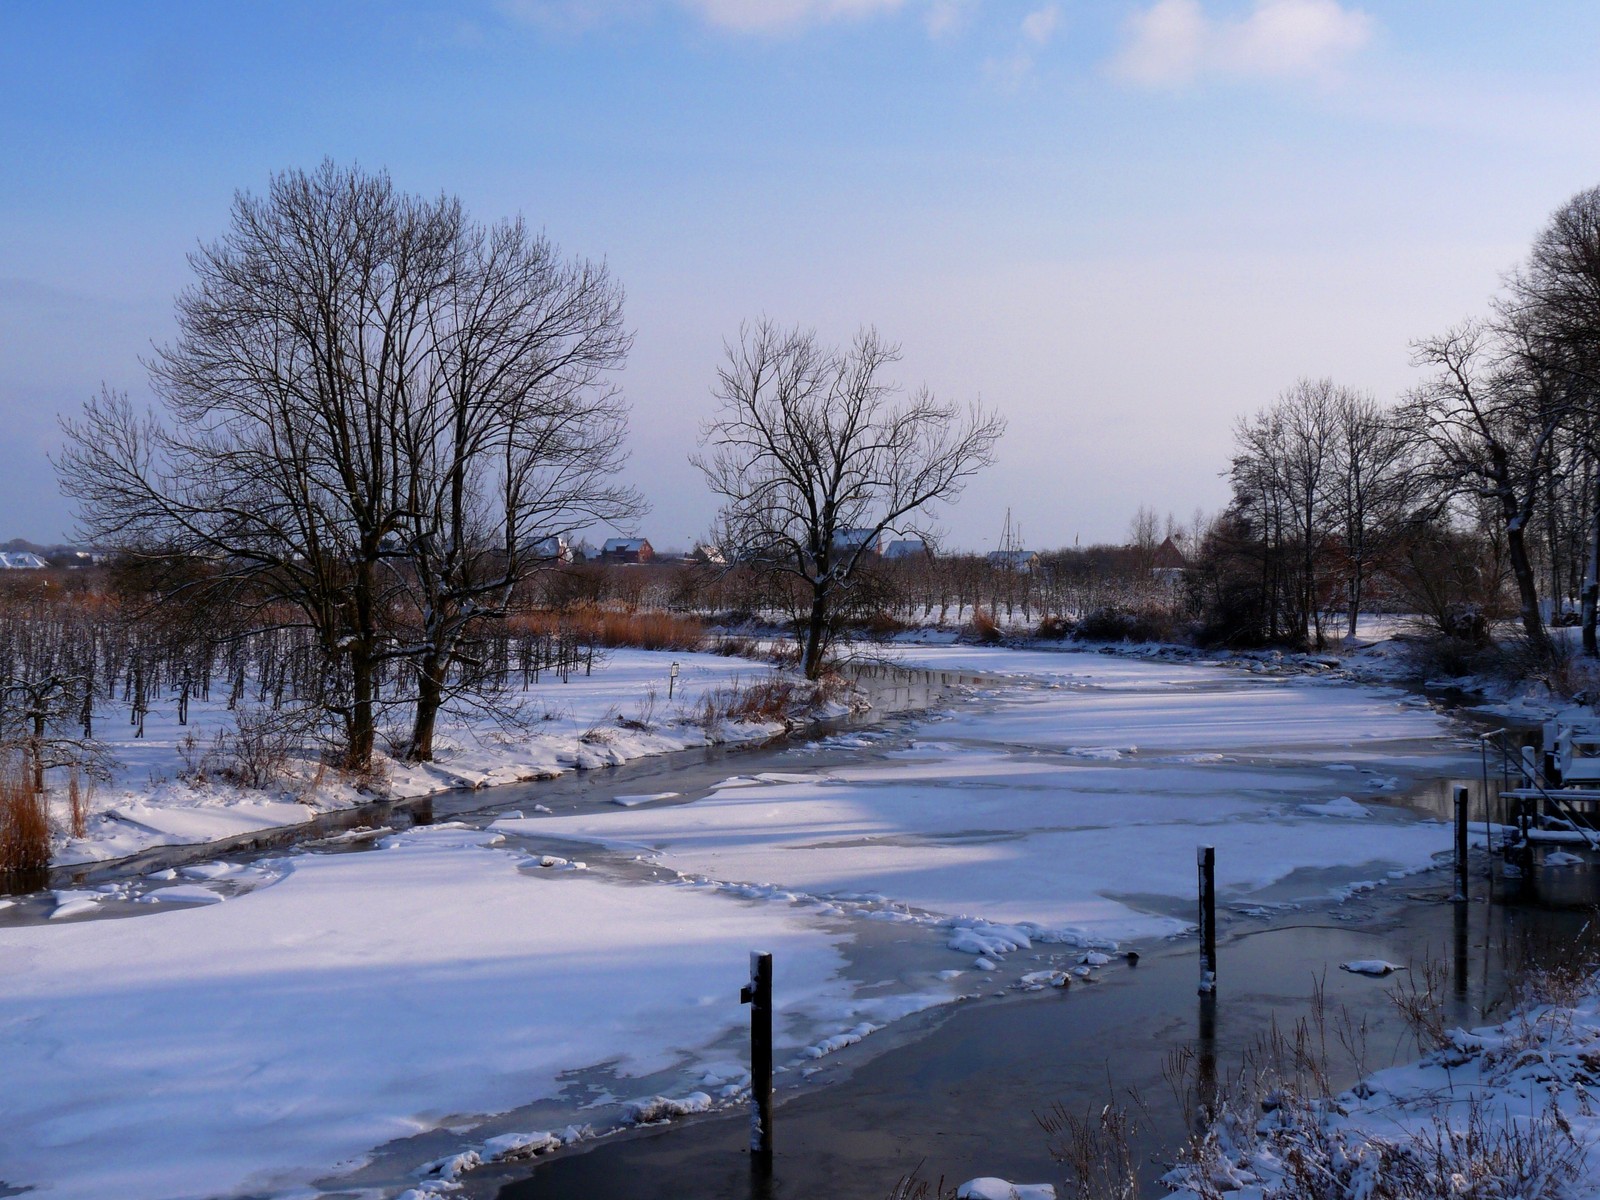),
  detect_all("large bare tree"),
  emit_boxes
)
[694,320,1004,679]
[393,218,638,761]
[59,162,636,770]
[1402,319,1576,651]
